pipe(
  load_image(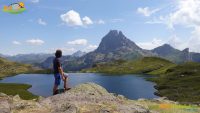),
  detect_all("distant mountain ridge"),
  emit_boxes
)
[5,53,53,65]
[152,44,200,63]
[1,30,200,71]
